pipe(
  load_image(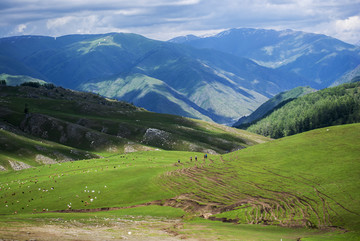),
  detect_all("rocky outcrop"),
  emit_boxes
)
[142,128,175,149]
[20,113,123,151]
[35,154,58,164]
[8,160,32,170]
